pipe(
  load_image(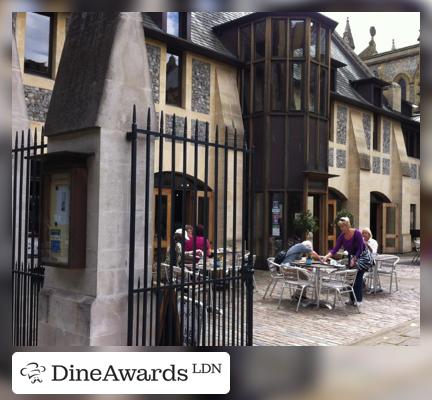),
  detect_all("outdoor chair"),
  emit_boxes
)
[263,258,284,299]
[376,255,400,293]
[277,266,315,312]
[412,240,420,264]
[320,269,360,313]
